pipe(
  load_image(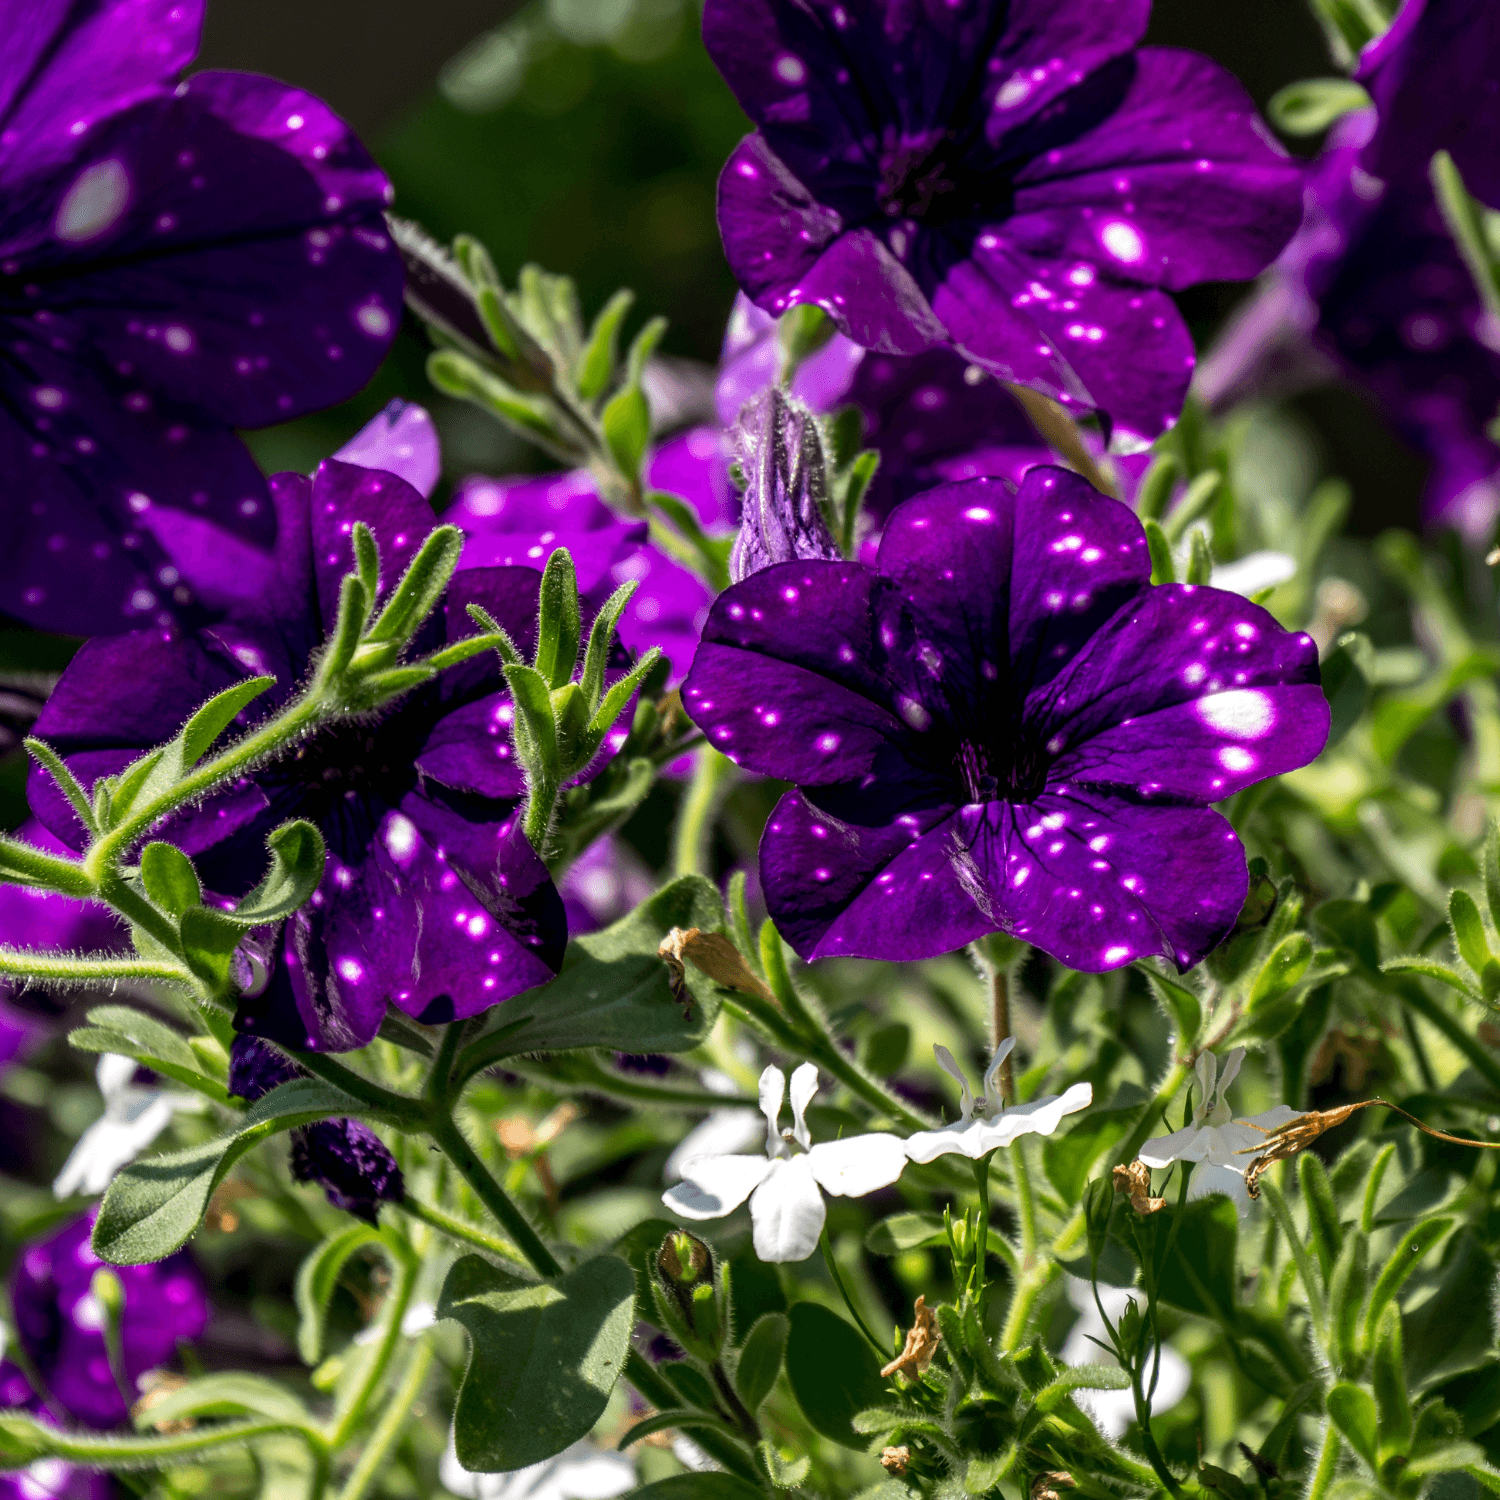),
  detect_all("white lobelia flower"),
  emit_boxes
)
[663,1063,909,1262]
[1060,1278,1191,1440]
[439,1433,634,1500]
[663,1068,764,1185]
[1137,1048,1297,1207]
[53,1054,195,1199]
[903,1039,1093,1163]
